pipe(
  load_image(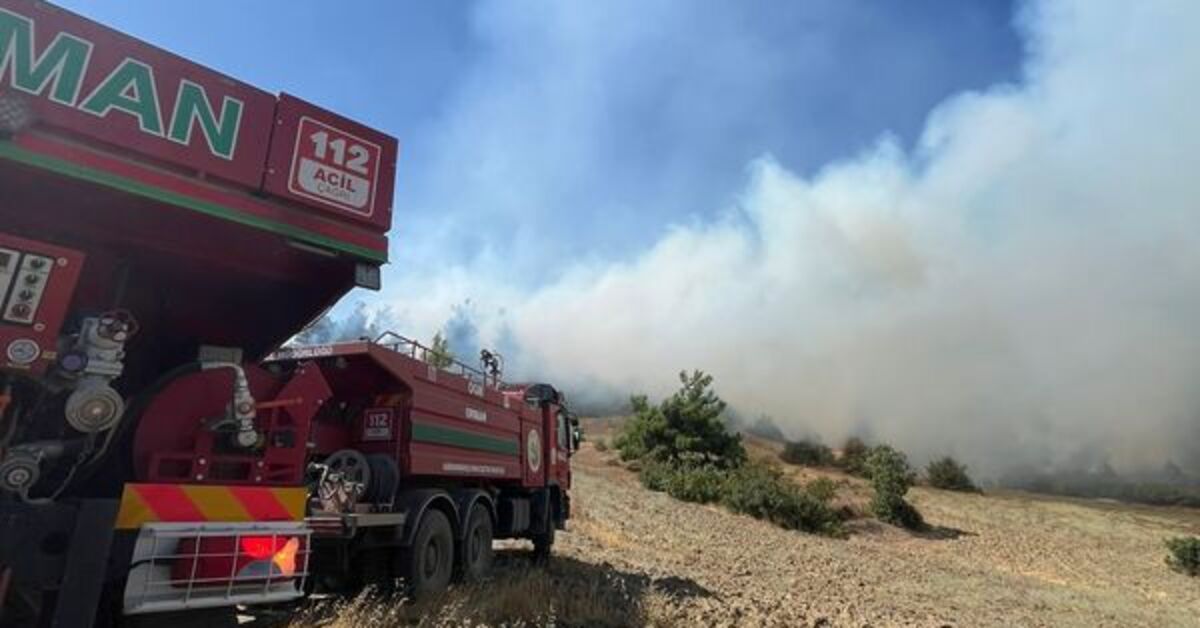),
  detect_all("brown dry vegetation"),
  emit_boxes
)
[282,417,1200,627]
